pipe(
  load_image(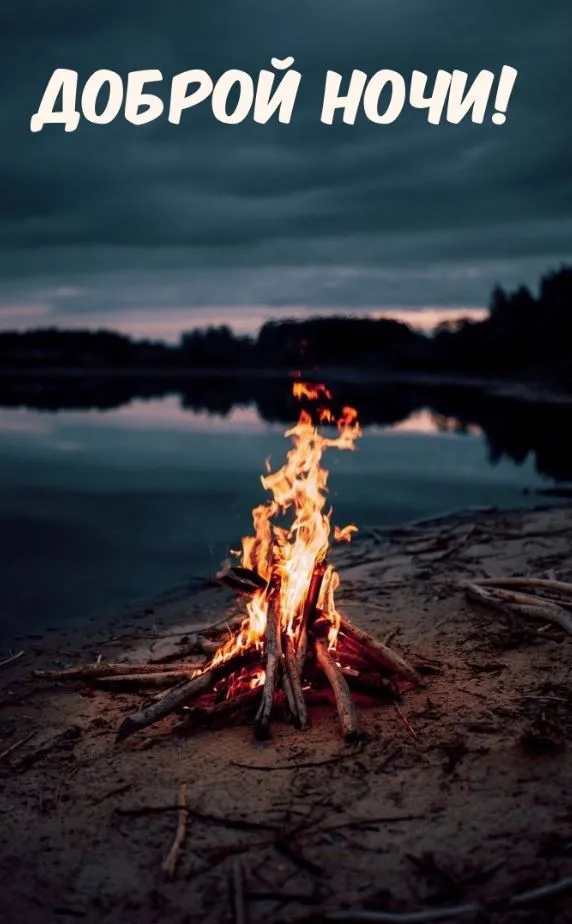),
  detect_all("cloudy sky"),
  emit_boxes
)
[0,1,570,340]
